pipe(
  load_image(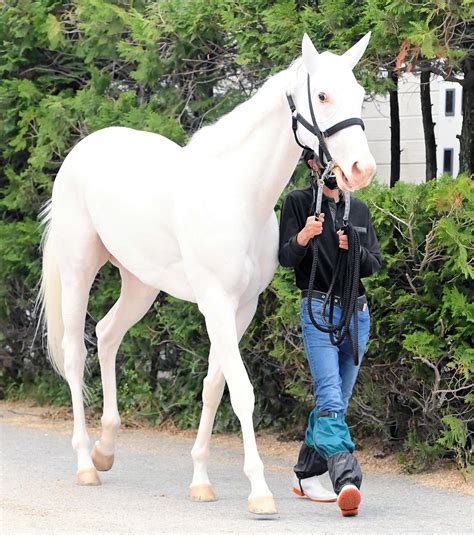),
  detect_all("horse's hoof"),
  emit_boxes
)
[189,484,217,502]
[248,495,278,515]
[91,443,114,471]
[76,468,101,486]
